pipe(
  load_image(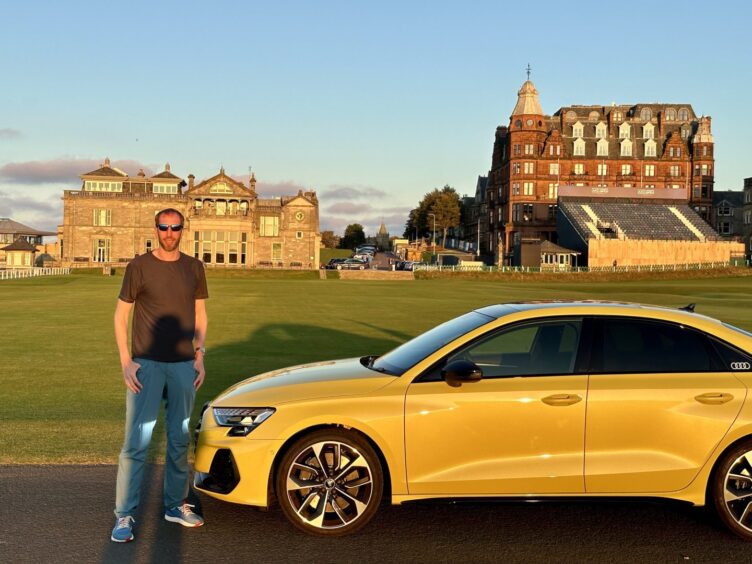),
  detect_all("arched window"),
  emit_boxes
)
[595,122,607,139]
[620,139,633,157]
[589,111,600,121]
[572,121,584,138]
[565,110,577,122]
[644,139,657,157]
[597,138,609,156]
[573,138,585,156]
[640,107,652,122]
[664,108,677,121]
[678,108,689,121]
[515,119,522,128]
[619,122,631,139]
